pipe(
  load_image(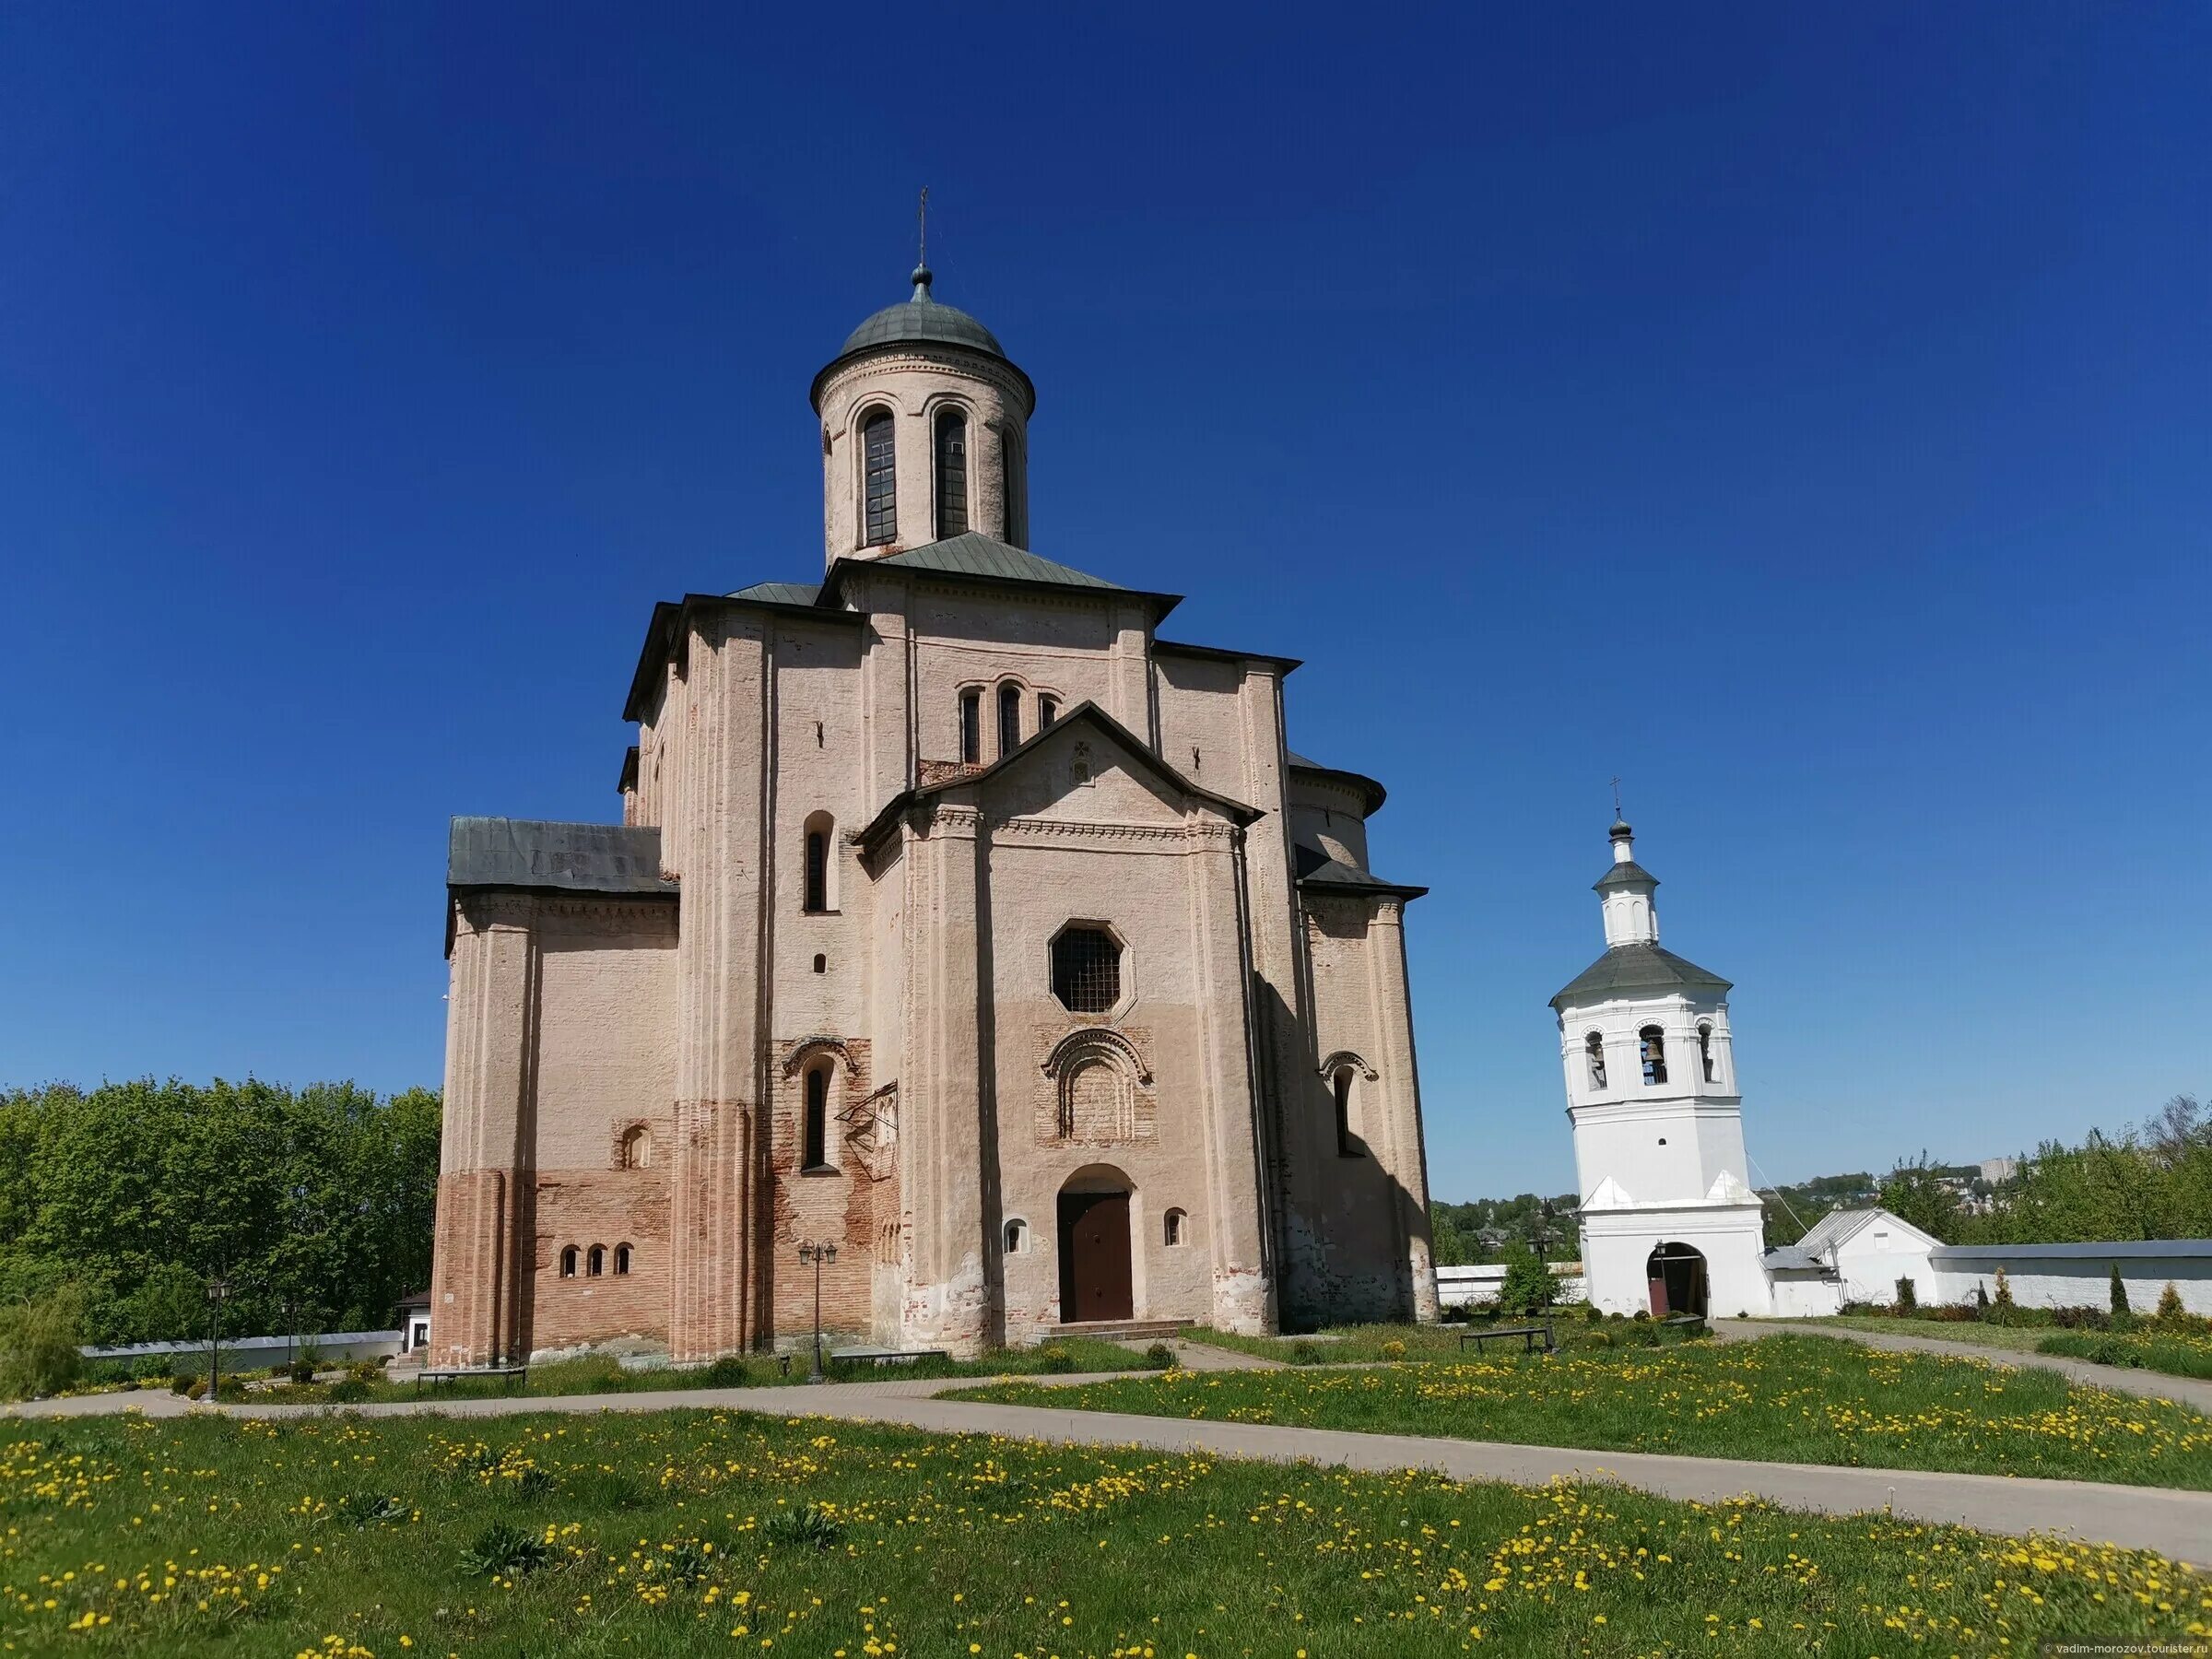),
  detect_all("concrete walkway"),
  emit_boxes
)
[15,1355,2210,1567]
[1718,1318,2212,1413]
